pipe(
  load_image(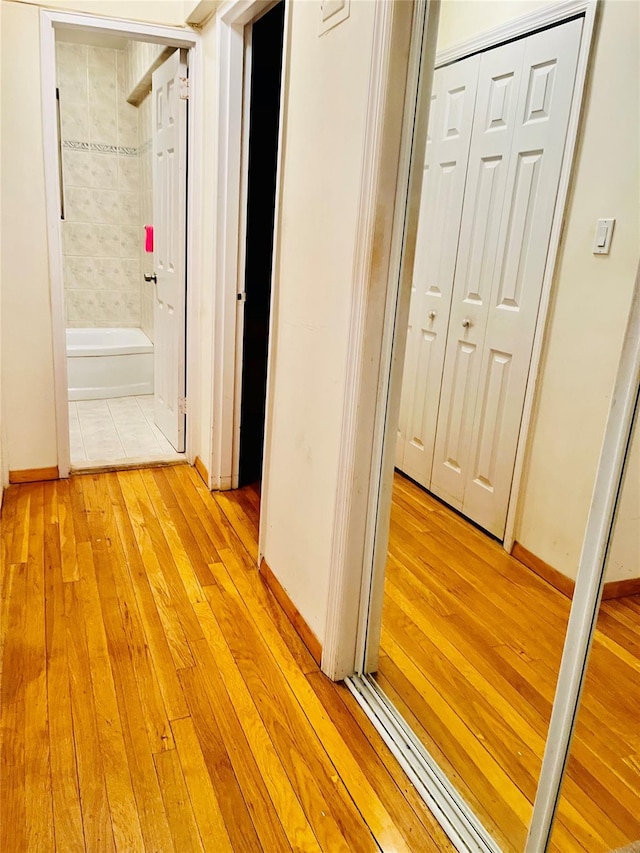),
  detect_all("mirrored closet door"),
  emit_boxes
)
[350,1,639,851]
